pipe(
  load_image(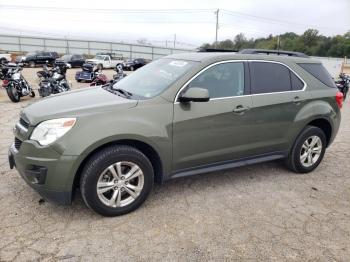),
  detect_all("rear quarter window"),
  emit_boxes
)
[298,63,336,88]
